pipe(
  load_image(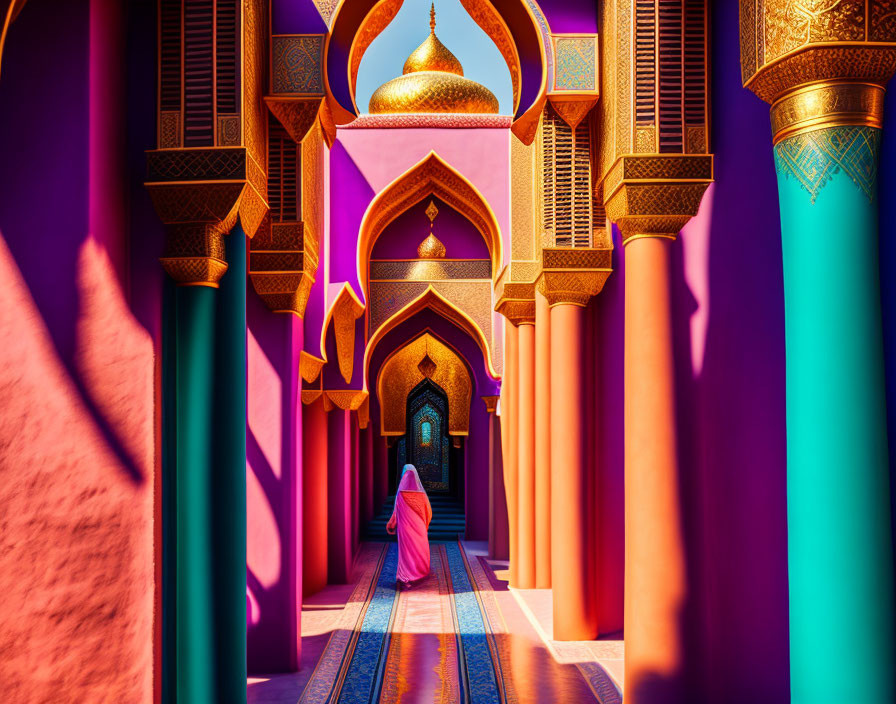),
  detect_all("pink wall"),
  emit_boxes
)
[0,0,160,700]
